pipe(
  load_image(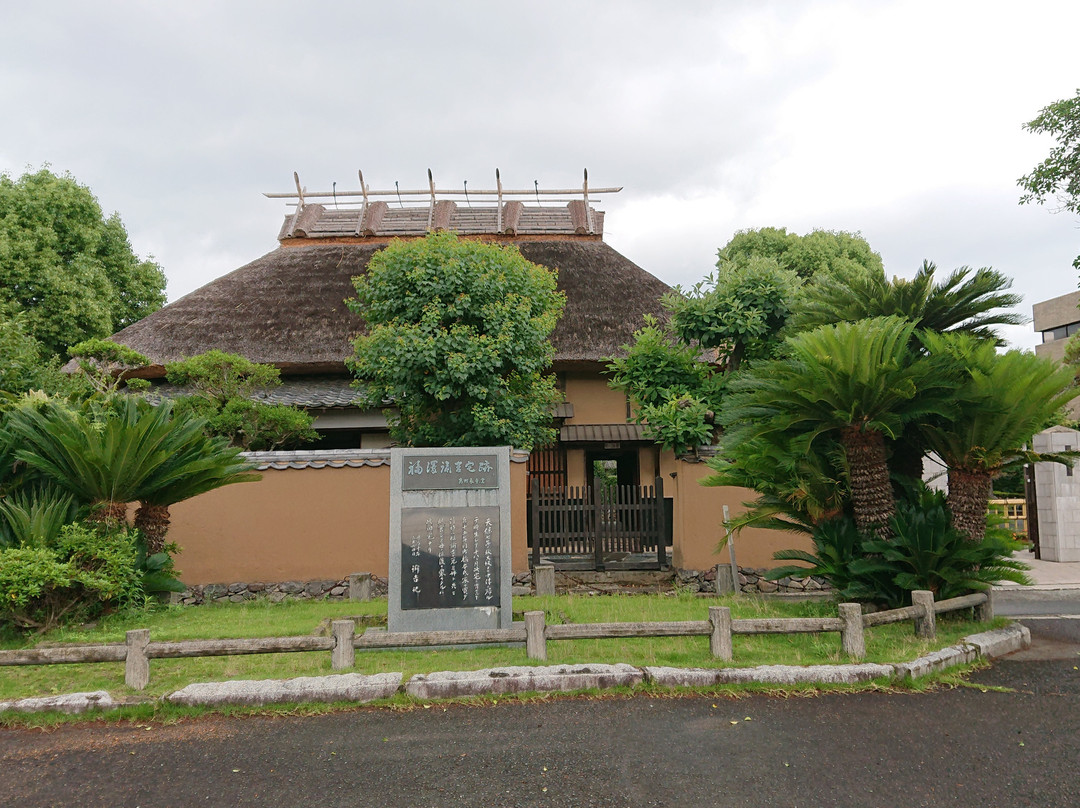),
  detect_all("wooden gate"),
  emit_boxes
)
[529,476,668,570]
